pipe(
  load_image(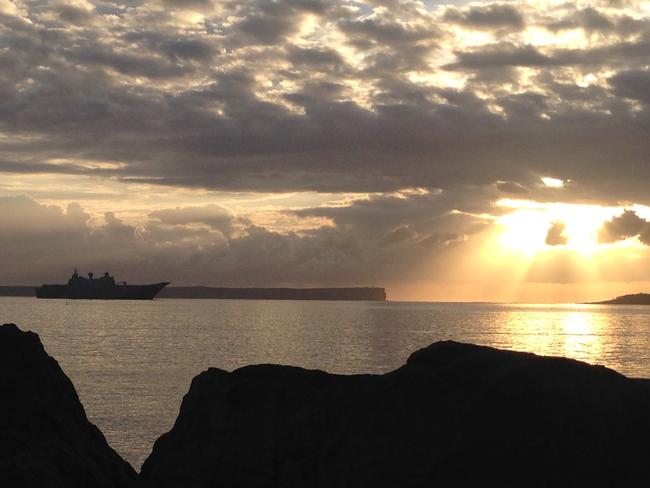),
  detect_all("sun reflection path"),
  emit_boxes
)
[497,305,605,367]
[560,310,604,363]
